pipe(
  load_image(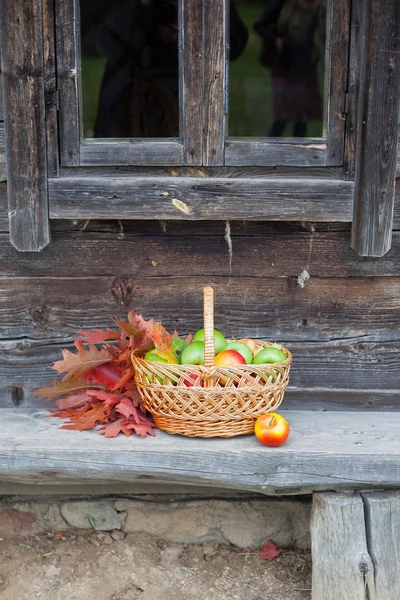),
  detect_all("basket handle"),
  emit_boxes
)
[203,286,215,368]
